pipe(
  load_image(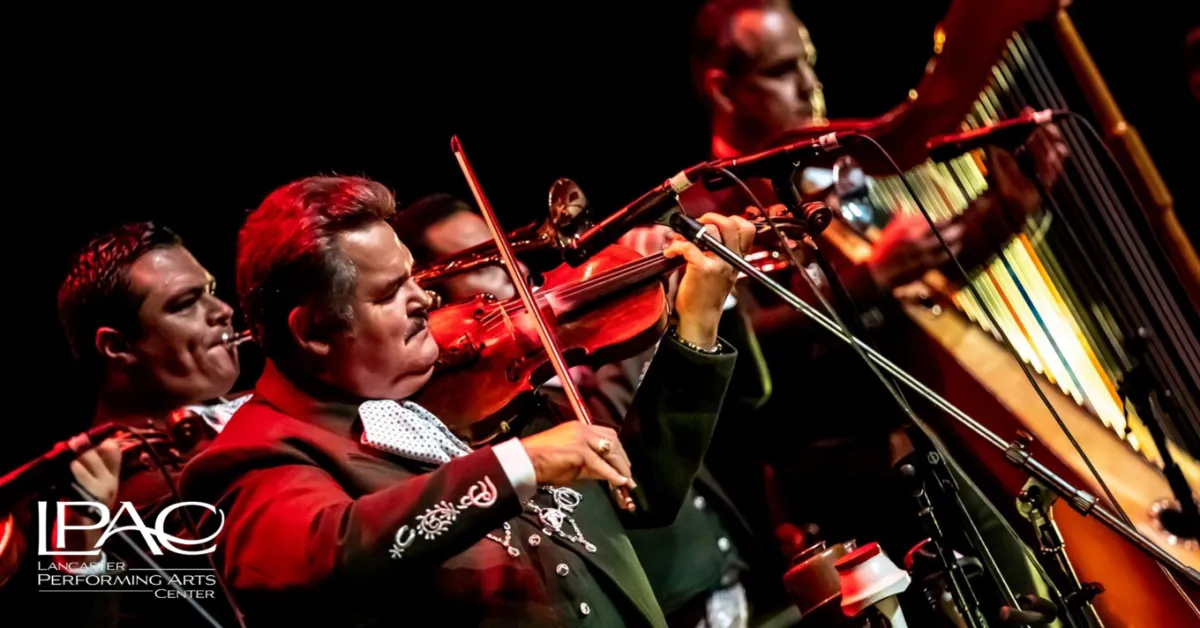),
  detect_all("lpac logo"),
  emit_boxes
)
[37,501,225,556]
